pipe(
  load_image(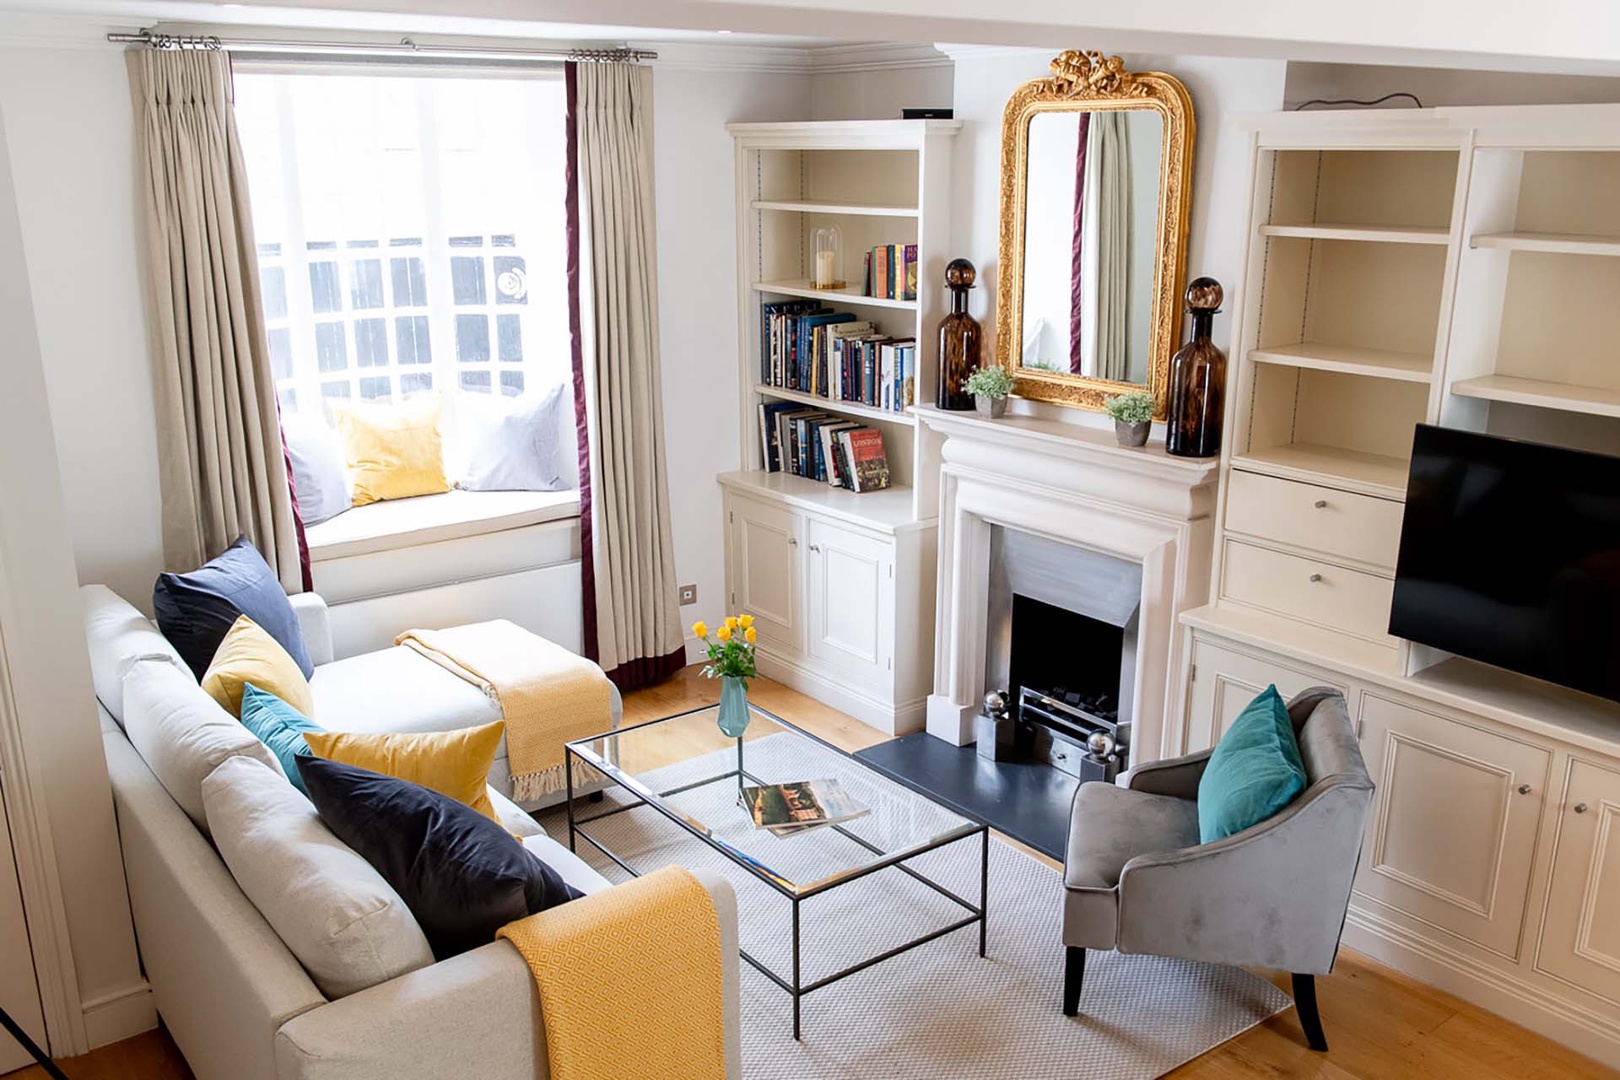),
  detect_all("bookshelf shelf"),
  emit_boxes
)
[1248,342,1433,383]
[1259,223,1451,245]
[751,199,918,218]
[1451,375,1620,419]
[1469,230,1620,257]
[754,384,917,426]
[1232,444,1411,502]
[752,280,917,310]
